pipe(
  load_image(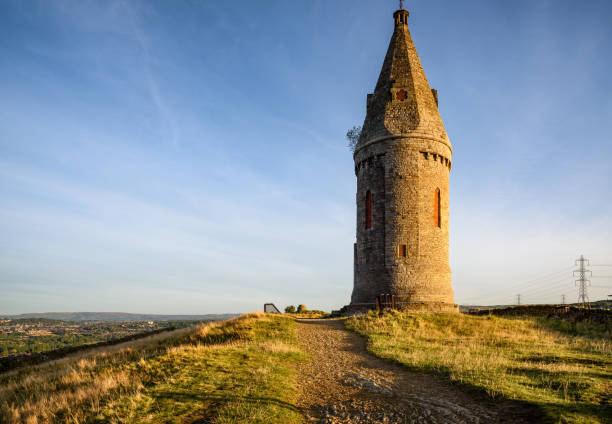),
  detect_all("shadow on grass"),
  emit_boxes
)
[152,391,300,423]
[521,353,610,367]
[533,315,611,340]
[198,331,246,345]
[511,362,611,382]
